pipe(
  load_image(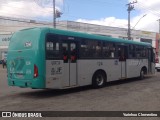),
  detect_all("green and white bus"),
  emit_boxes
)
[7,27,155,89]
